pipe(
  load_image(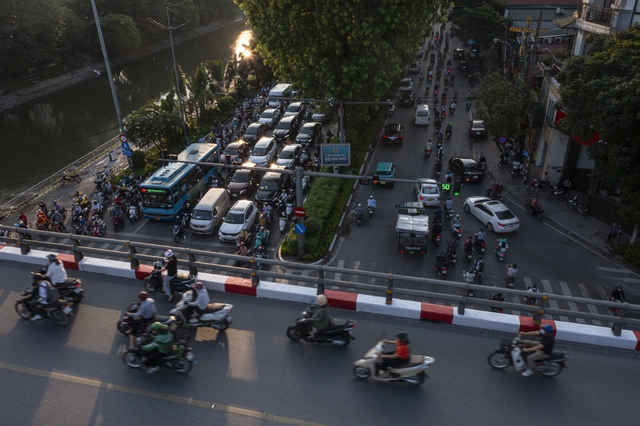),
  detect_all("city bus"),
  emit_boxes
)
[140,143,219,221]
